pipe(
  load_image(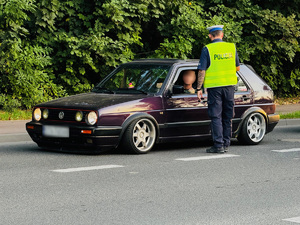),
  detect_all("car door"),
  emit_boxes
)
[161,68,253,140]
[161,67,211,139]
